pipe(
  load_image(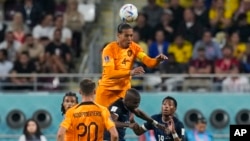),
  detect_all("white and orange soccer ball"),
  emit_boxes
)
[119,4,138,23]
